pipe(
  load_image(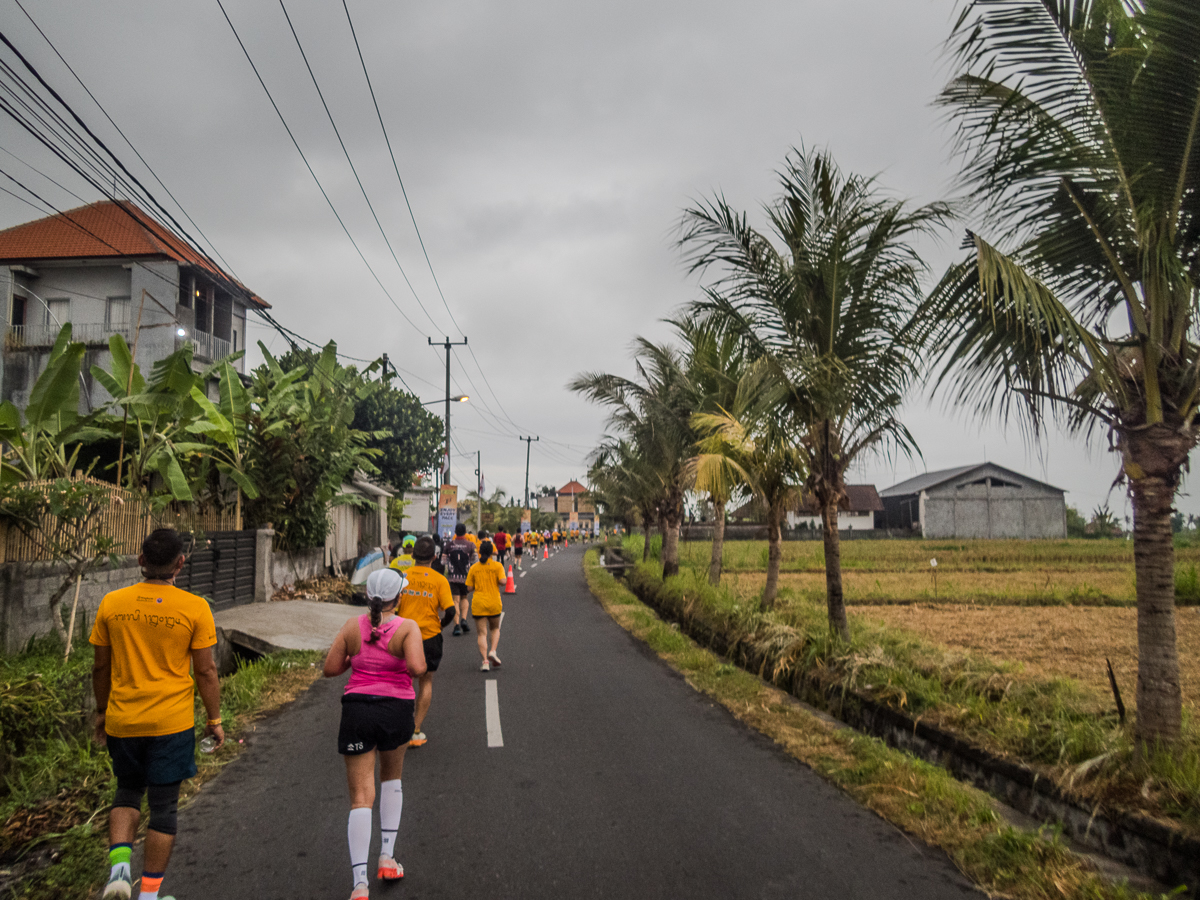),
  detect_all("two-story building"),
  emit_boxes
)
[0,200,268,411]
